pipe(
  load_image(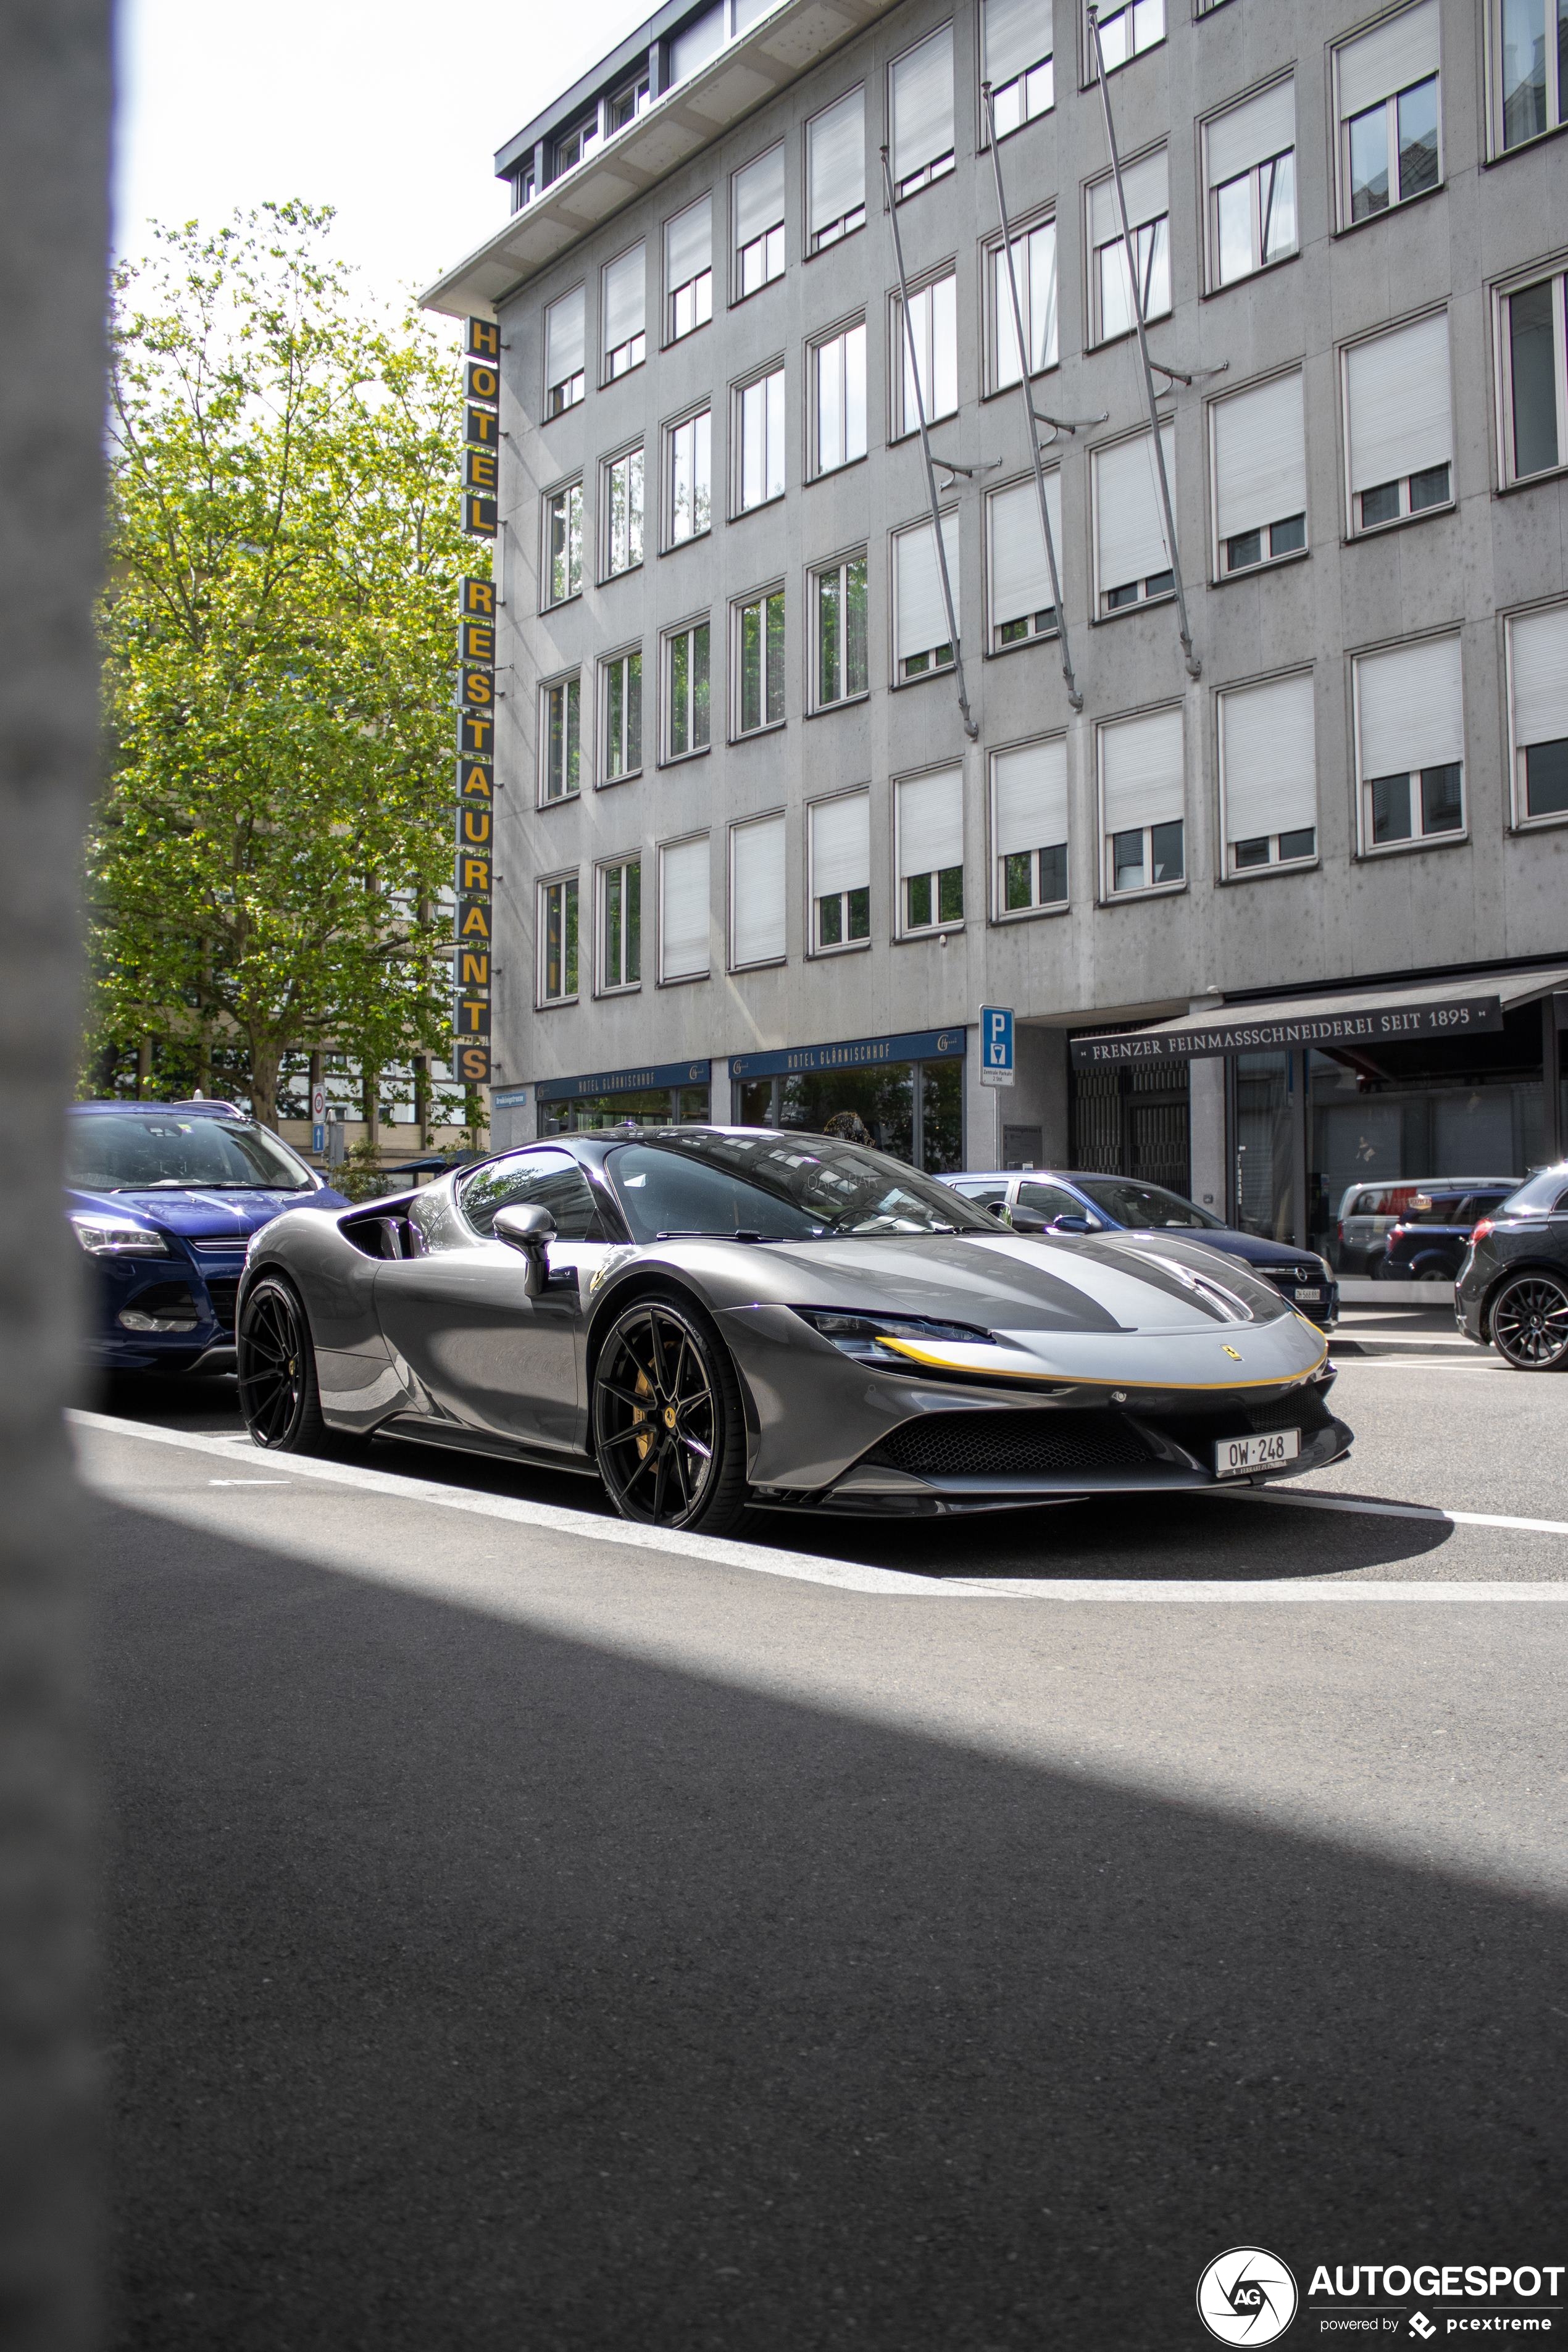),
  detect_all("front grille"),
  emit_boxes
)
[1245,1388,1334,1435]
[864,1411,1154,1480]
[203,1278,240,1334]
